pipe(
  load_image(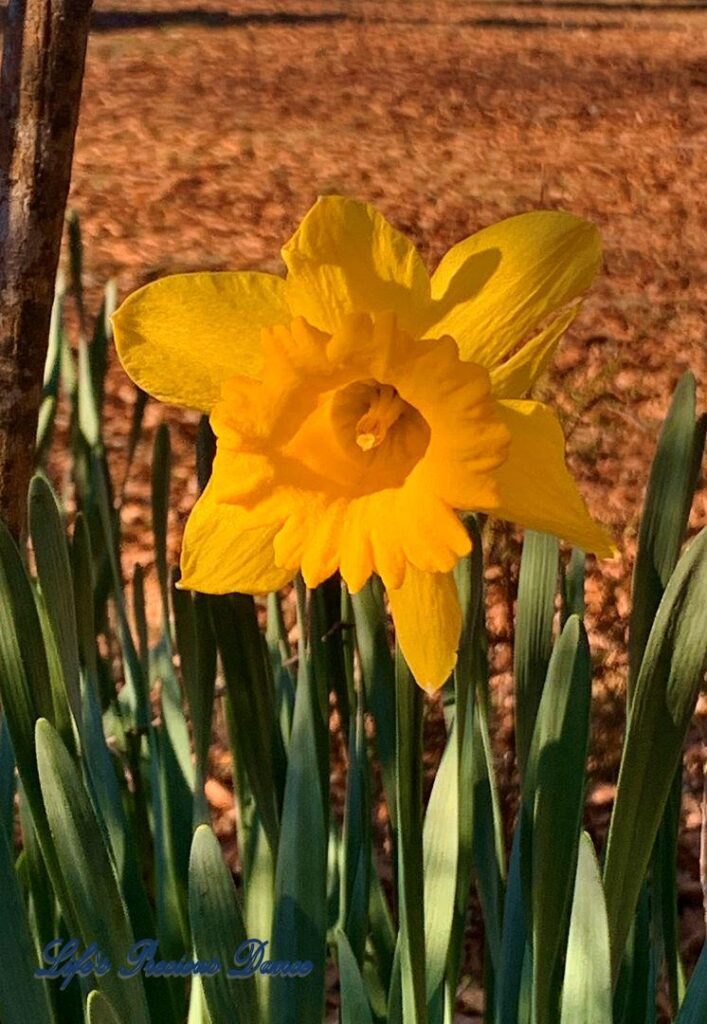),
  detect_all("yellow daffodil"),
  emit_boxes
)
[113,196,613,691]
